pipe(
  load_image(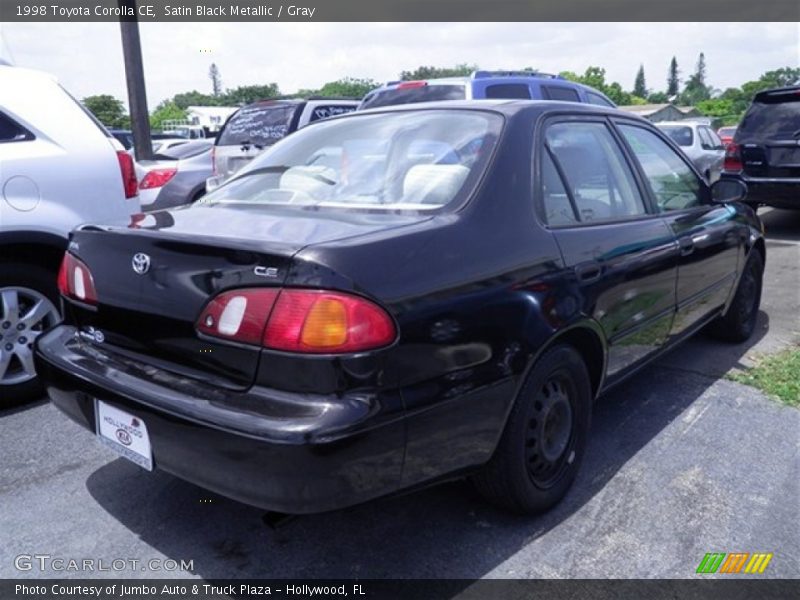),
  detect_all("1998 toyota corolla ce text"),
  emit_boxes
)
[35,101,765,514]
